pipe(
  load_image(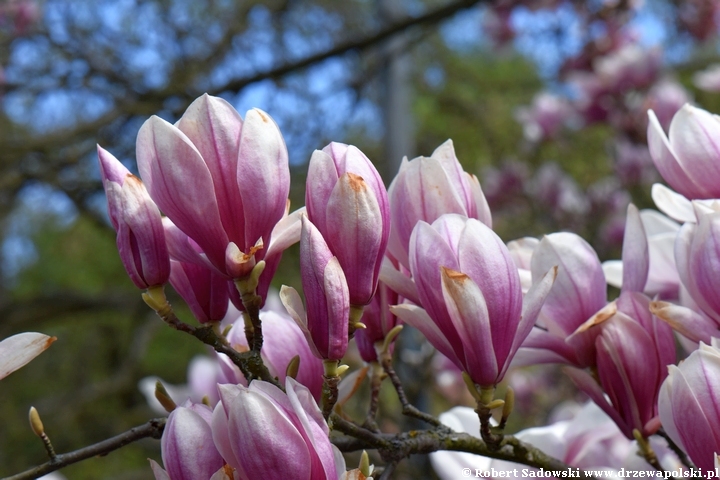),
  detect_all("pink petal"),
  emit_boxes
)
[440,267,497,386]
[650,301,718,343]
[620,204,649,293]
[136,116,228,271]
[237,109,290,254]
[668,104,720,197]
[531,233,605,336]
[647,110,710,198]
[175,94,245,244]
